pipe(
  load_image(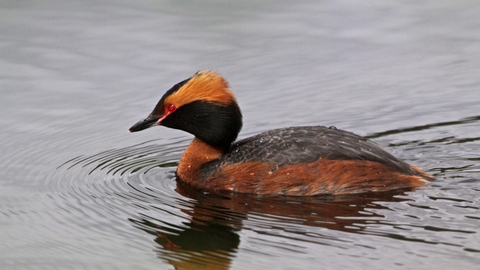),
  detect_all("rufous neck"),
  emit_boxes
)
[176,137,224,186]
